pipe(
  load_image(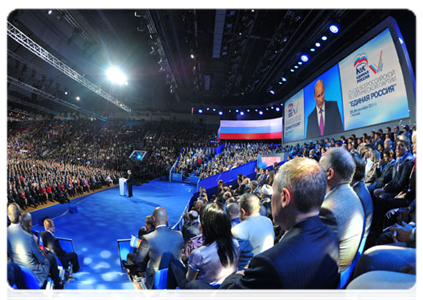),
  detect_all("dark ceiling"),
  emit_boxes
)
[7,9,416,120]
